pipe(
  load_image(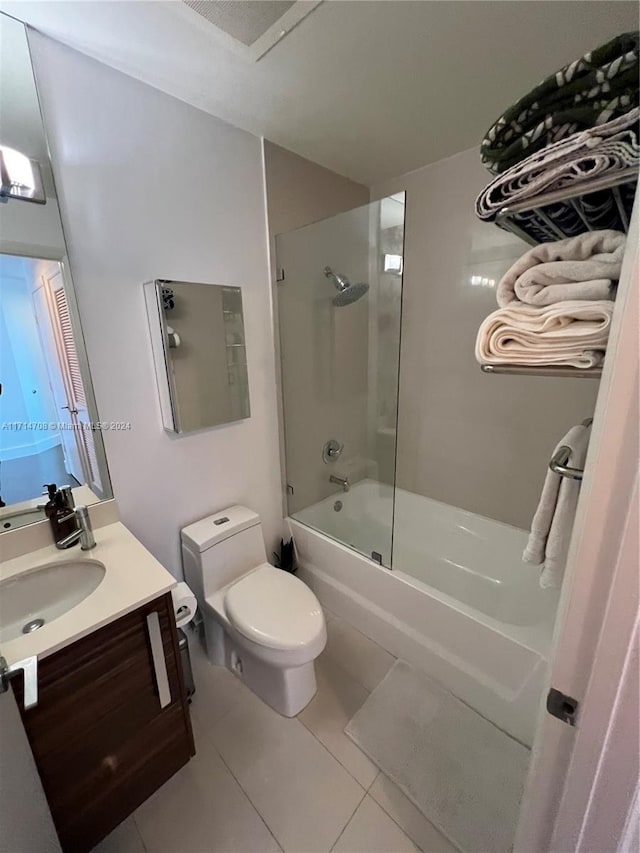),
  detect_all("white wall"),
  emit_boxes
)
[372,148,599,529]
[29,32,283,576]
